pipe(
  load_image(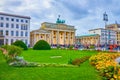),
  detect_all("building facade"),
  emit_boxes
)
[30,22,76,47]
[89,28,117,45]
[30,29,50,47]
[0,12,30,46]
[105,24,120,45]
[76,34,100,46]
